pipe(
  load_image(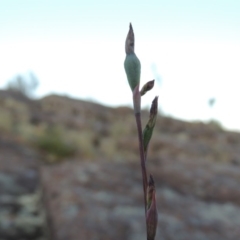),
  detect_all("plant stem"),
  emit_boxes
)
[135,112,148,216]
